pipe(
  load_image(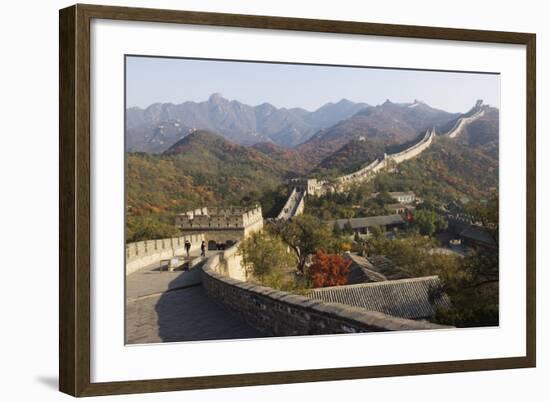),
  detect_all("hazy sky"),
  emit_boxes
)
[126,56,500,113]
